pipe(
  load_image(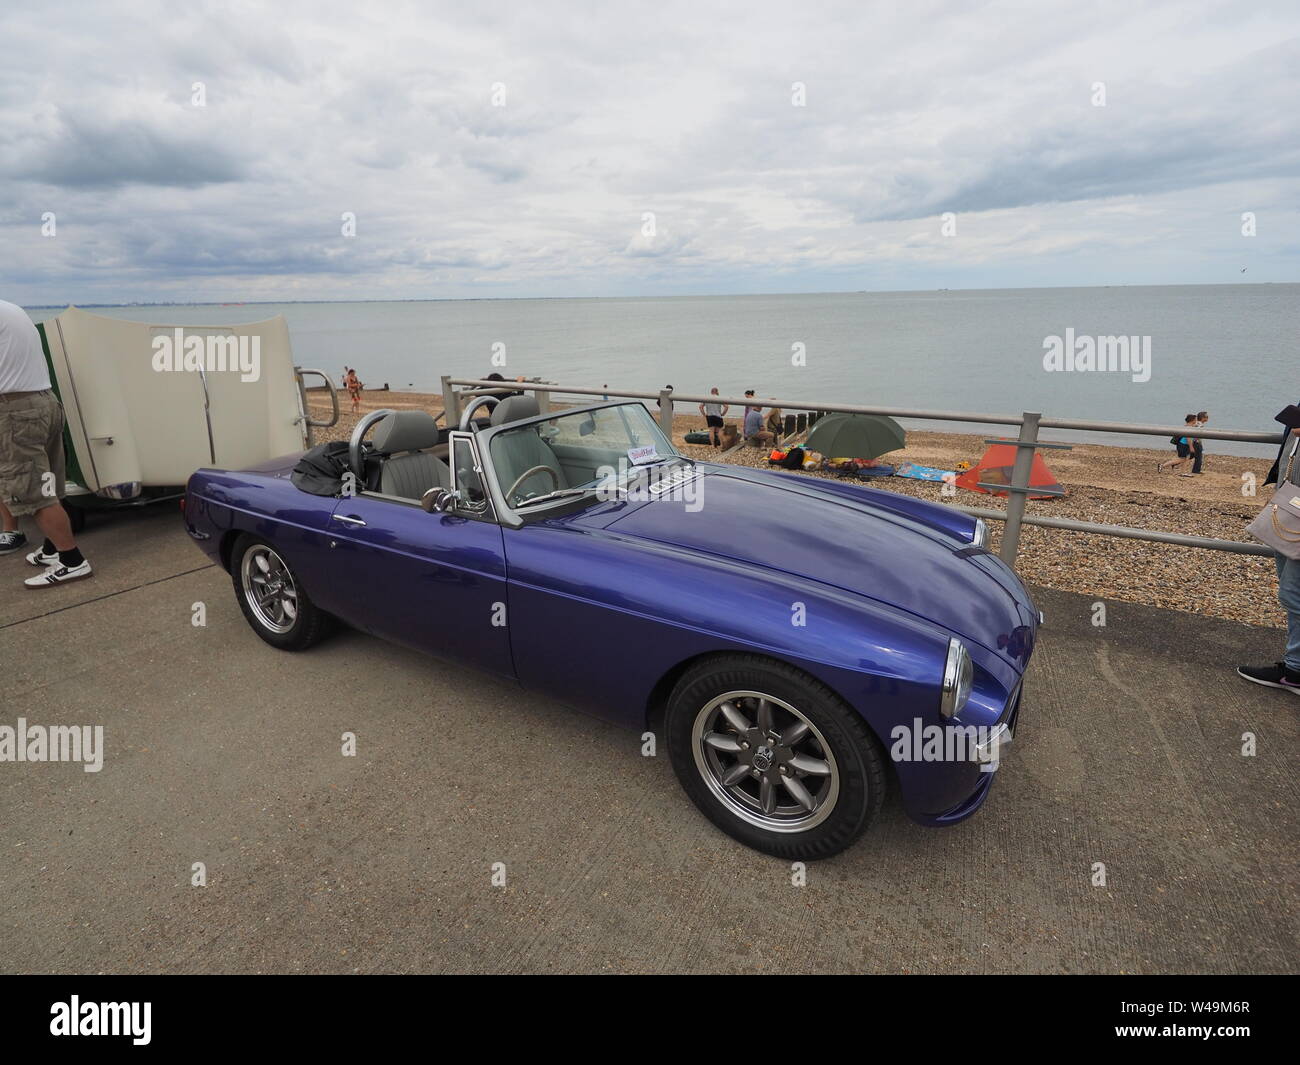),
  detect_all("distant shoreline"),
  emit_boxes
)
[22,279,1297,311]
